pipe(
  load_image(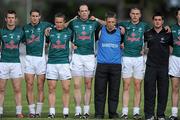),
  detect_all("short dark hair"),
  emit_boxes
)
[105,11,116,19]
[130,7,141,13]
[79,2,89,11]
[54,12,66,20]
[152,12,164,20]
[176,8,180,15]
[30,9,40,15]
[5,10,16,18]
